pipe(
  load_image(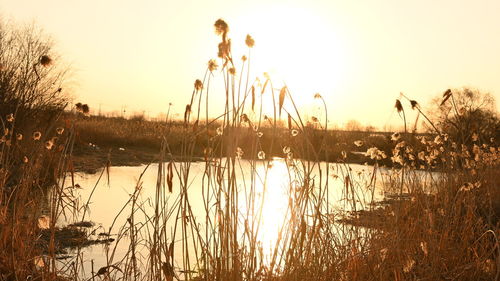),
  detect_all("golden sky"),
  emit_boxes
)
[2,0,499,129]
